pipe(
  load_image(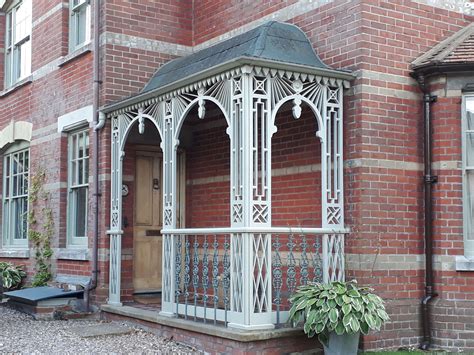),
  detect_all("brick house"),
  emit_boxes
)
[1,0,474,352]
